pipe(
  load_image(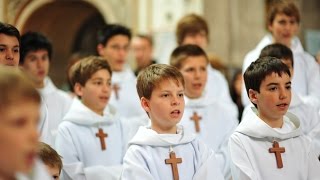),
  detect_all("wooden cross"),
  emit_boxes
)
[112,84,120,100]
[269,141,285,168]
[165,151,182,180]
[190,112,202,132]
[96,128,108,150]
